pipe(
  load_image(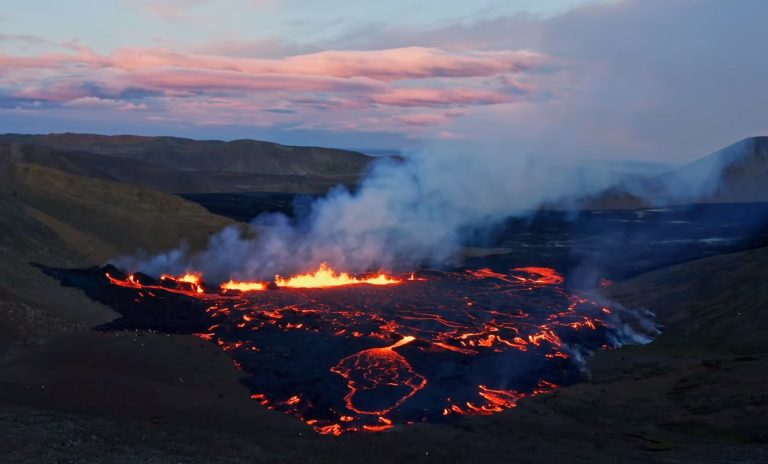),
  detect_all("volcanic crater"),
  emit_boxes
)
[44,263,652,435]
